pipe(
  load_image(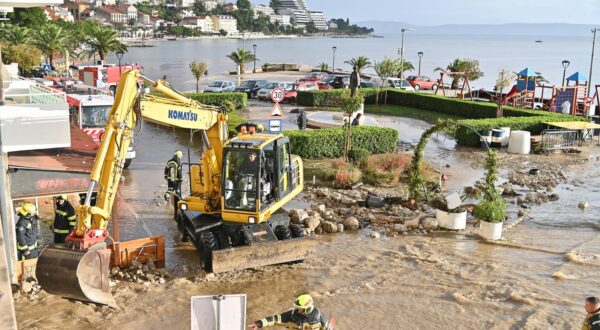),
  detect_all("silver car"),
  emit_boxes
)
[256,81,294,101]
[204,80,235,93]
